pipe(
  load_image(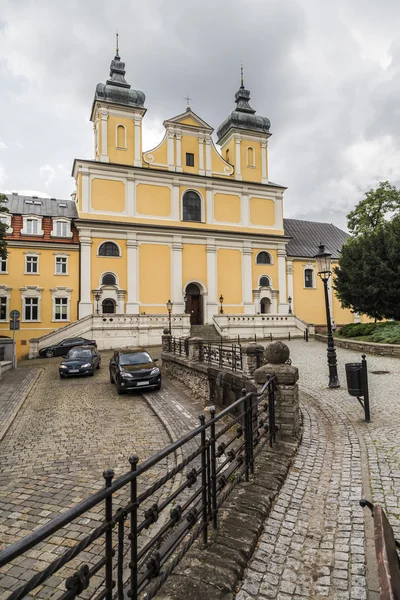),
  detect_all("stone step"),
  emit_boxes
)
[190,324,222,341]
